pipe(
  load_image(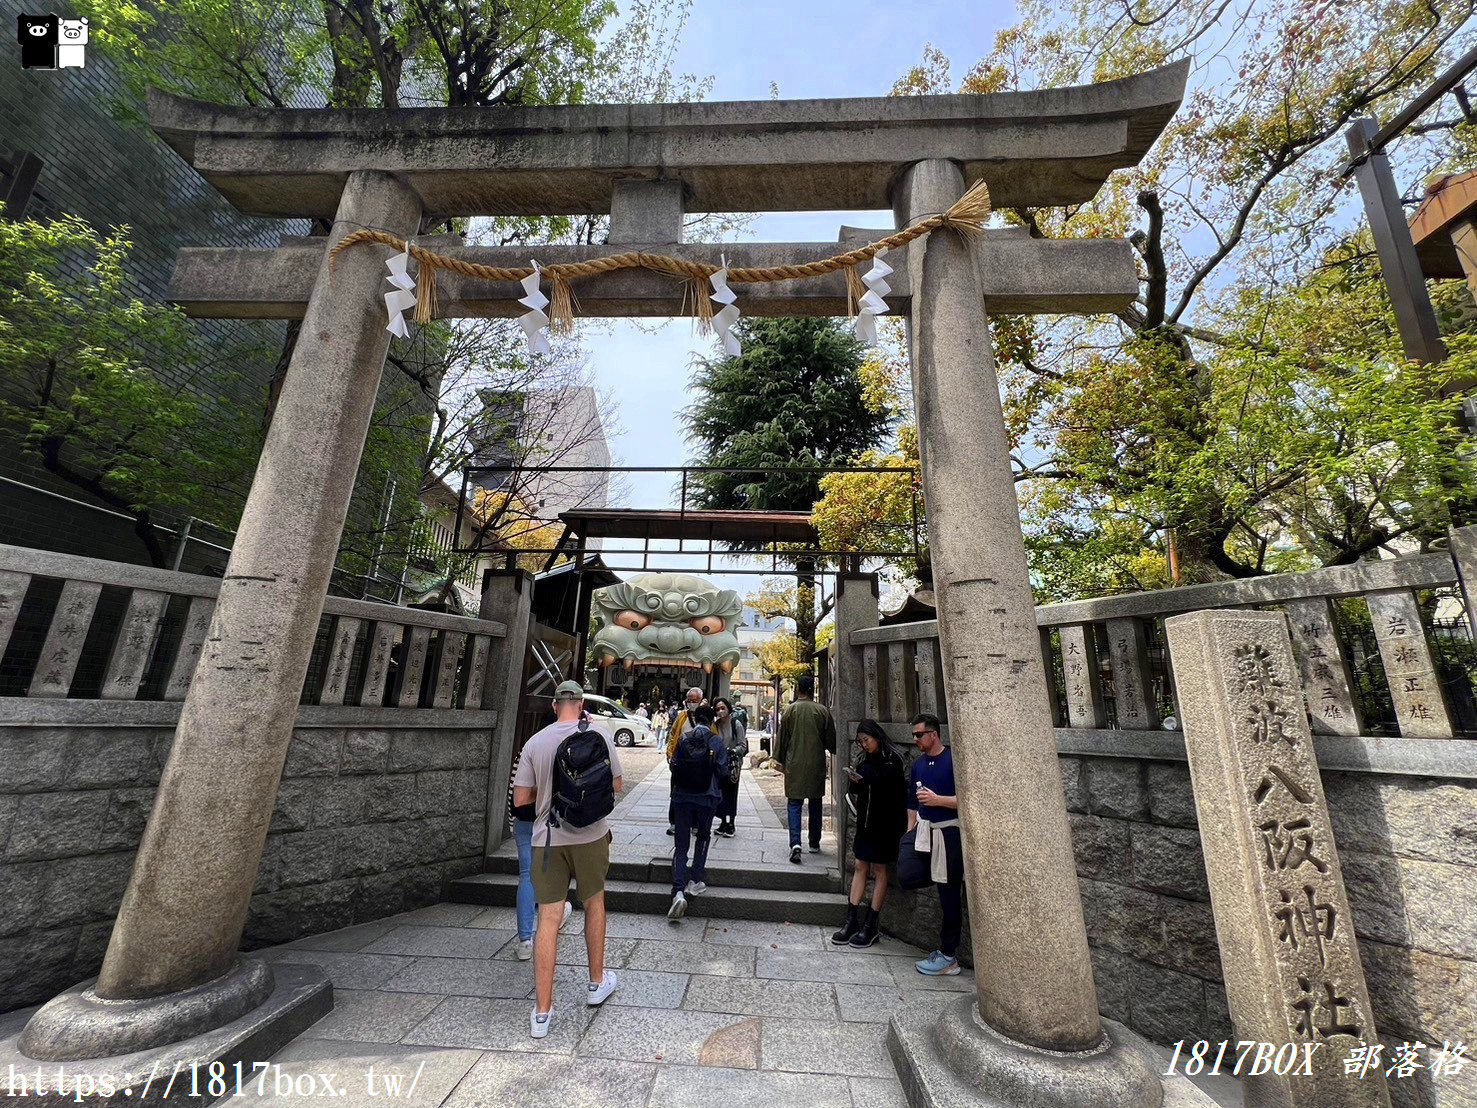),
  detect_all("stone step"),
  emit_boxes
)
[479,851,842,894]
[447,873,844,924]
